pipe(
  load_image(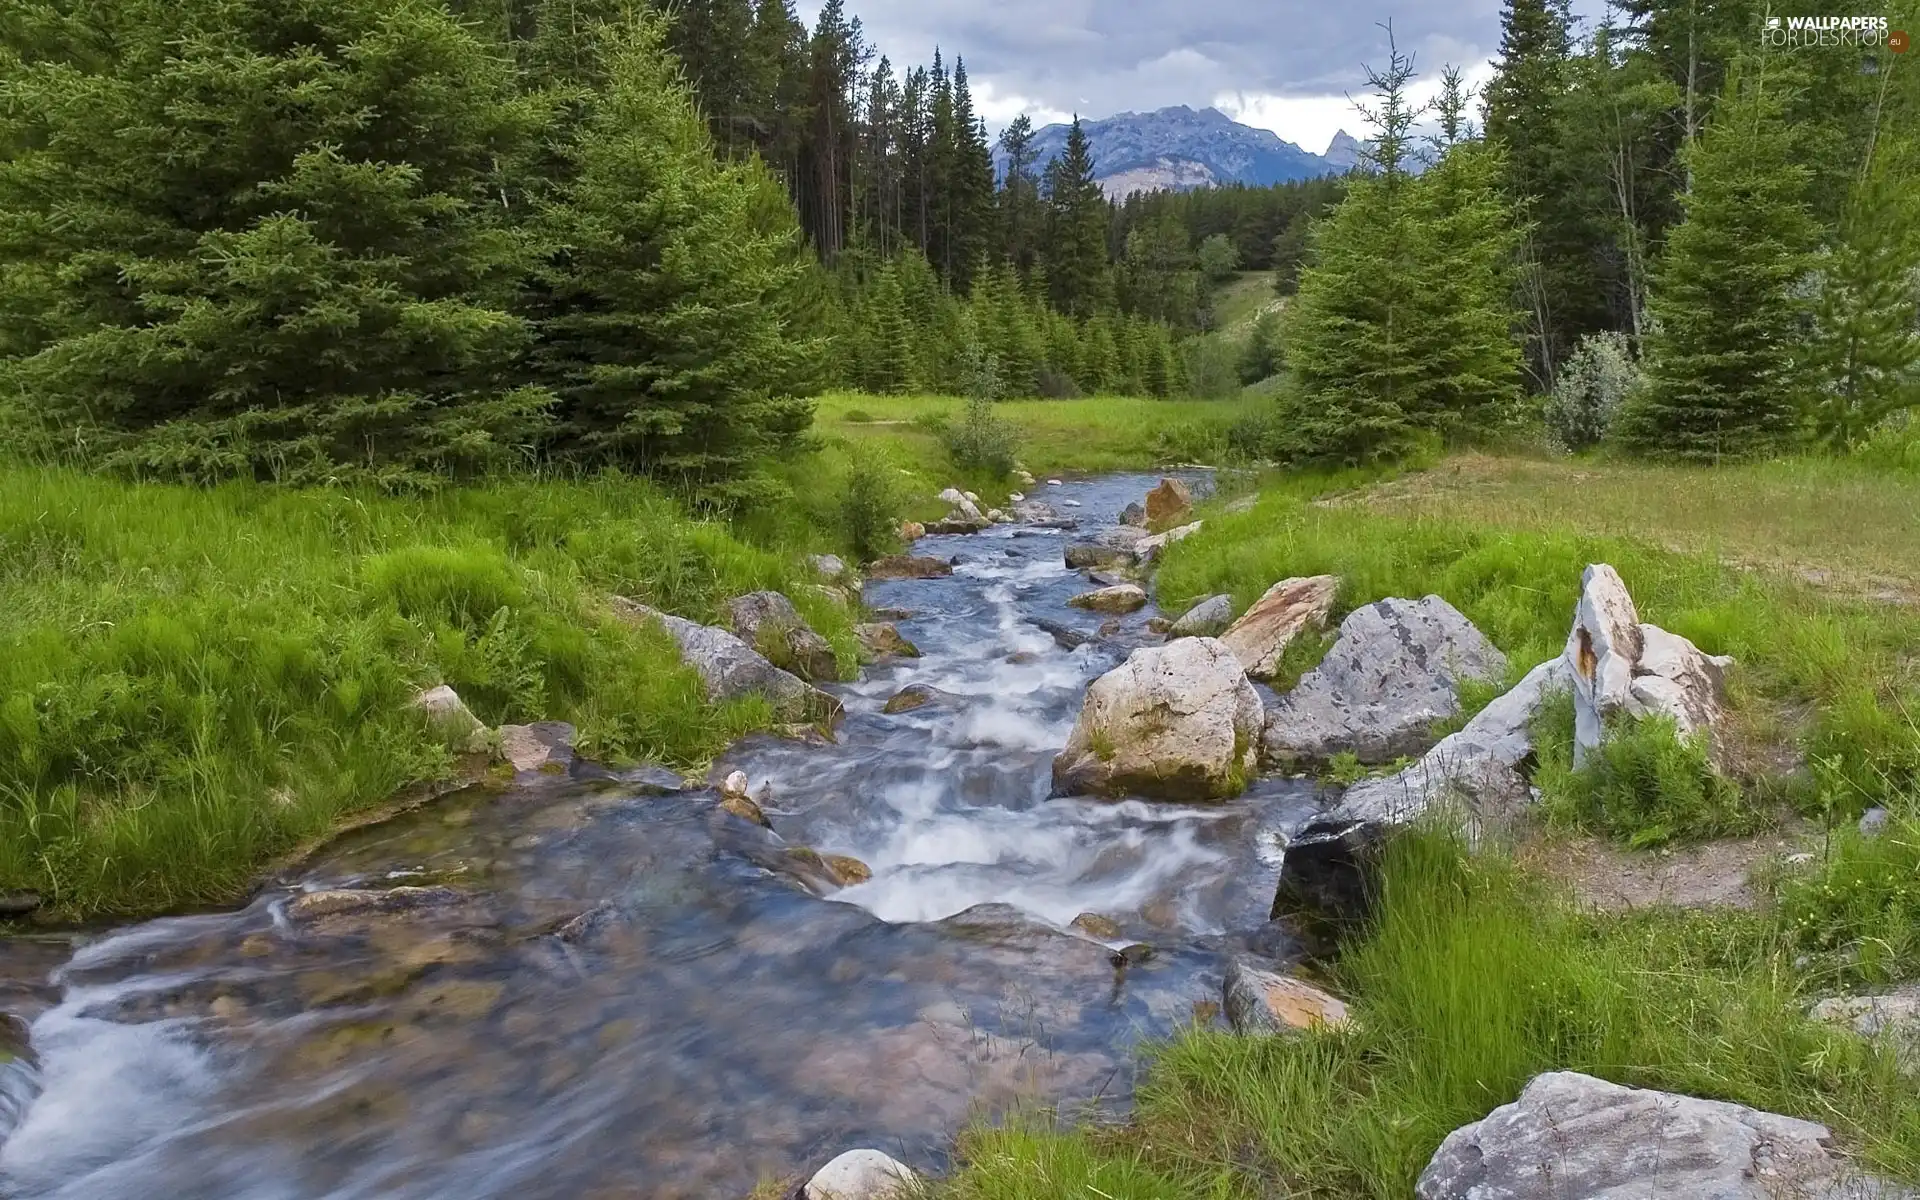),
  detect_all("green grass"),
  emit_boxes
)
[0,464,858,918]
[1209,271,1283,334]
[936,830,1920,1199]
